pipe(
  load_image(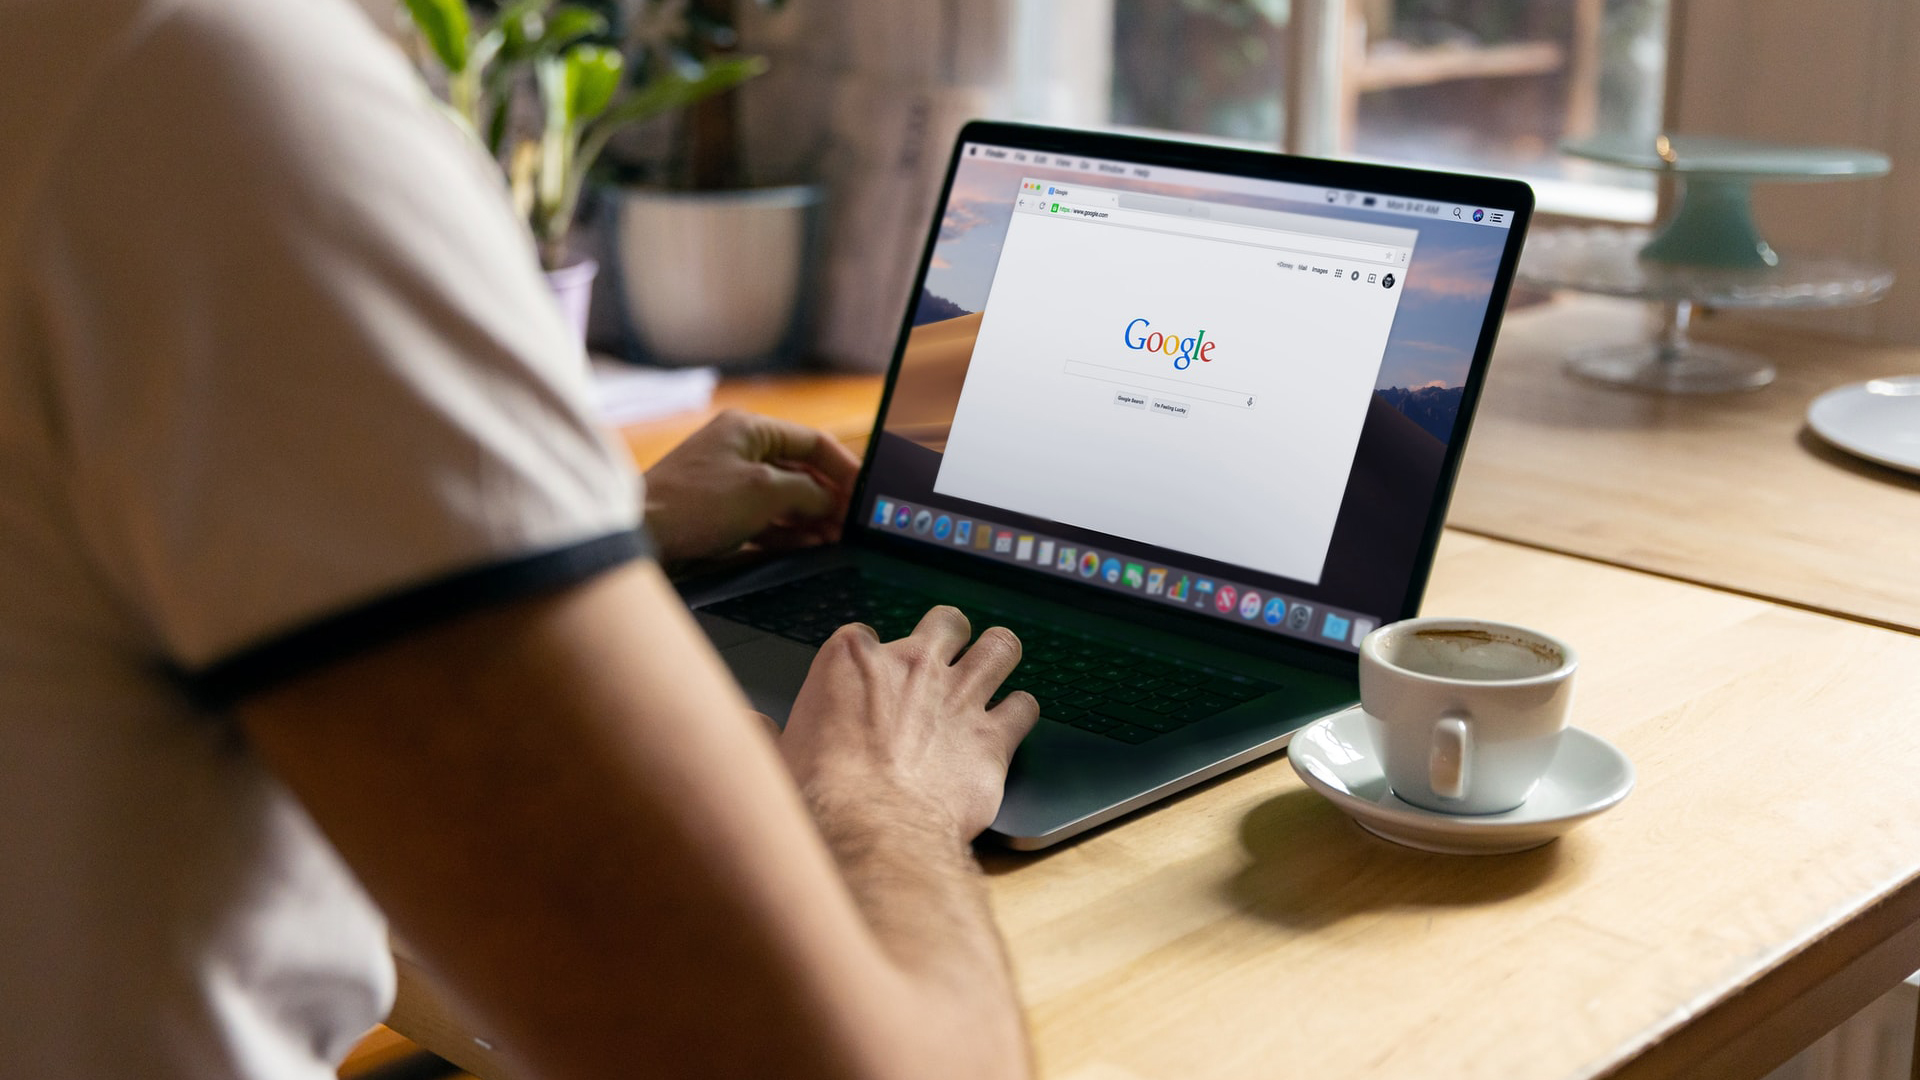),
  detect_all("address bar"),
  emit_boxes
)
[1045,200,1405,264]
